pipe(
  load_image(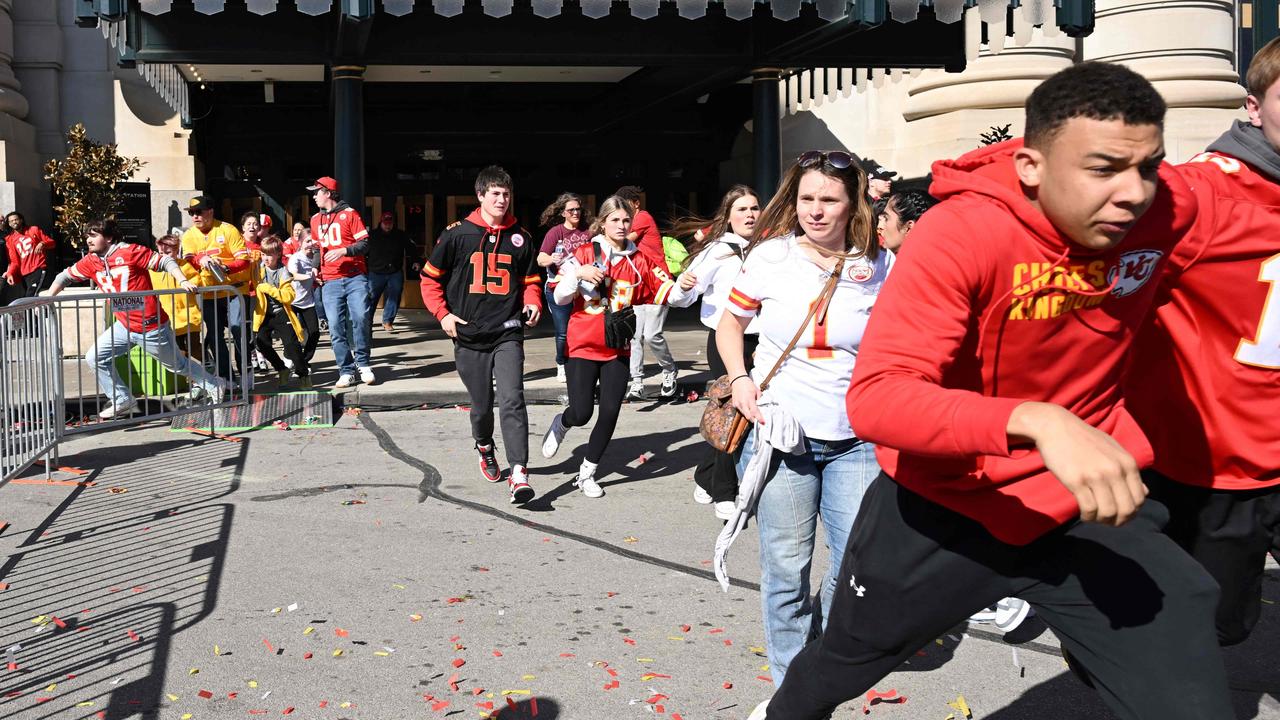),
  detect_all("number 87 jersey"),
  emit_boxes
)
[1127,151,1280,490]
[419,210,542,350]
